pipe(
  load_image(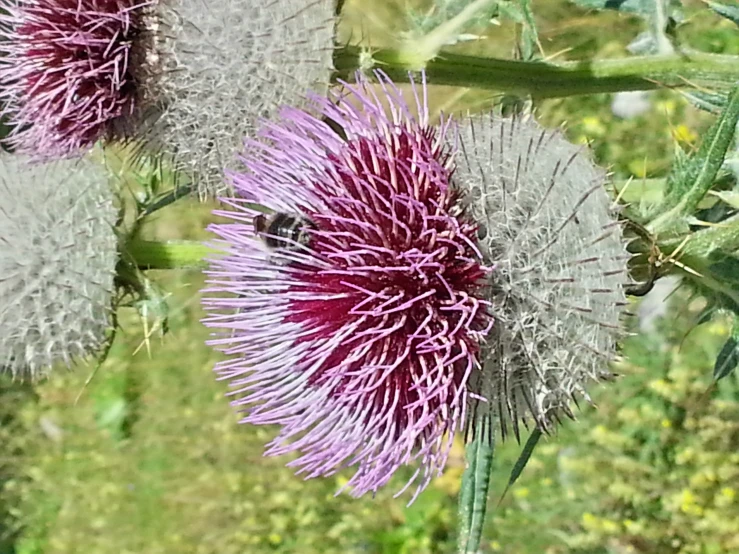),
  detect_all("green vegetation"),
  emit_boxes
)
[2,1,739,553]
